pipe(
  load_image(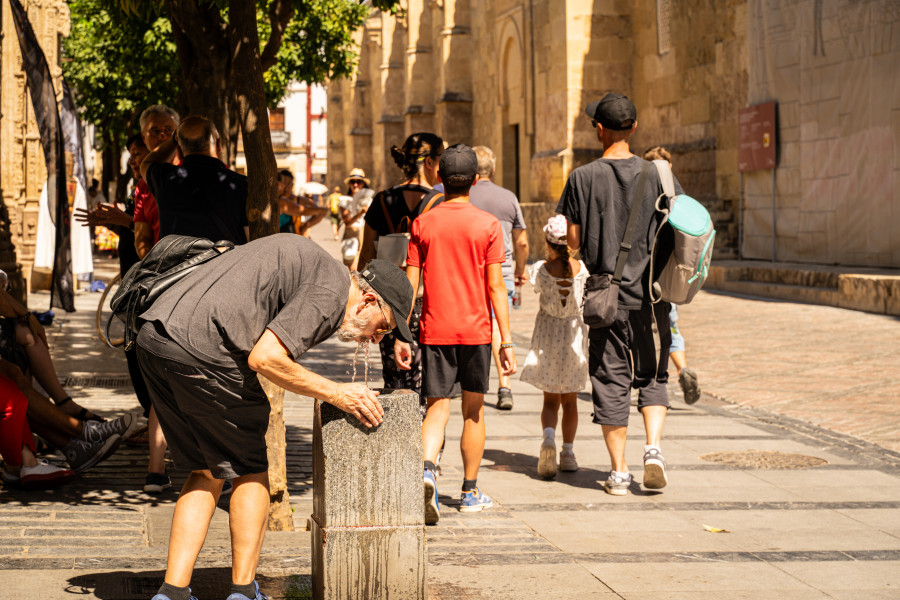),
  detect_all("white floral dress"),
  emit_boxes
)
[519,260,589,394]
